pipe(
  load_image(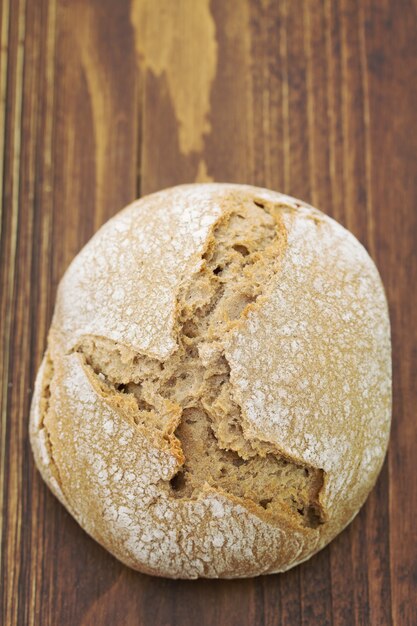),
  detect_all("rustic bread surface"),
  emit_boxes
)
[30,184,391,578]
